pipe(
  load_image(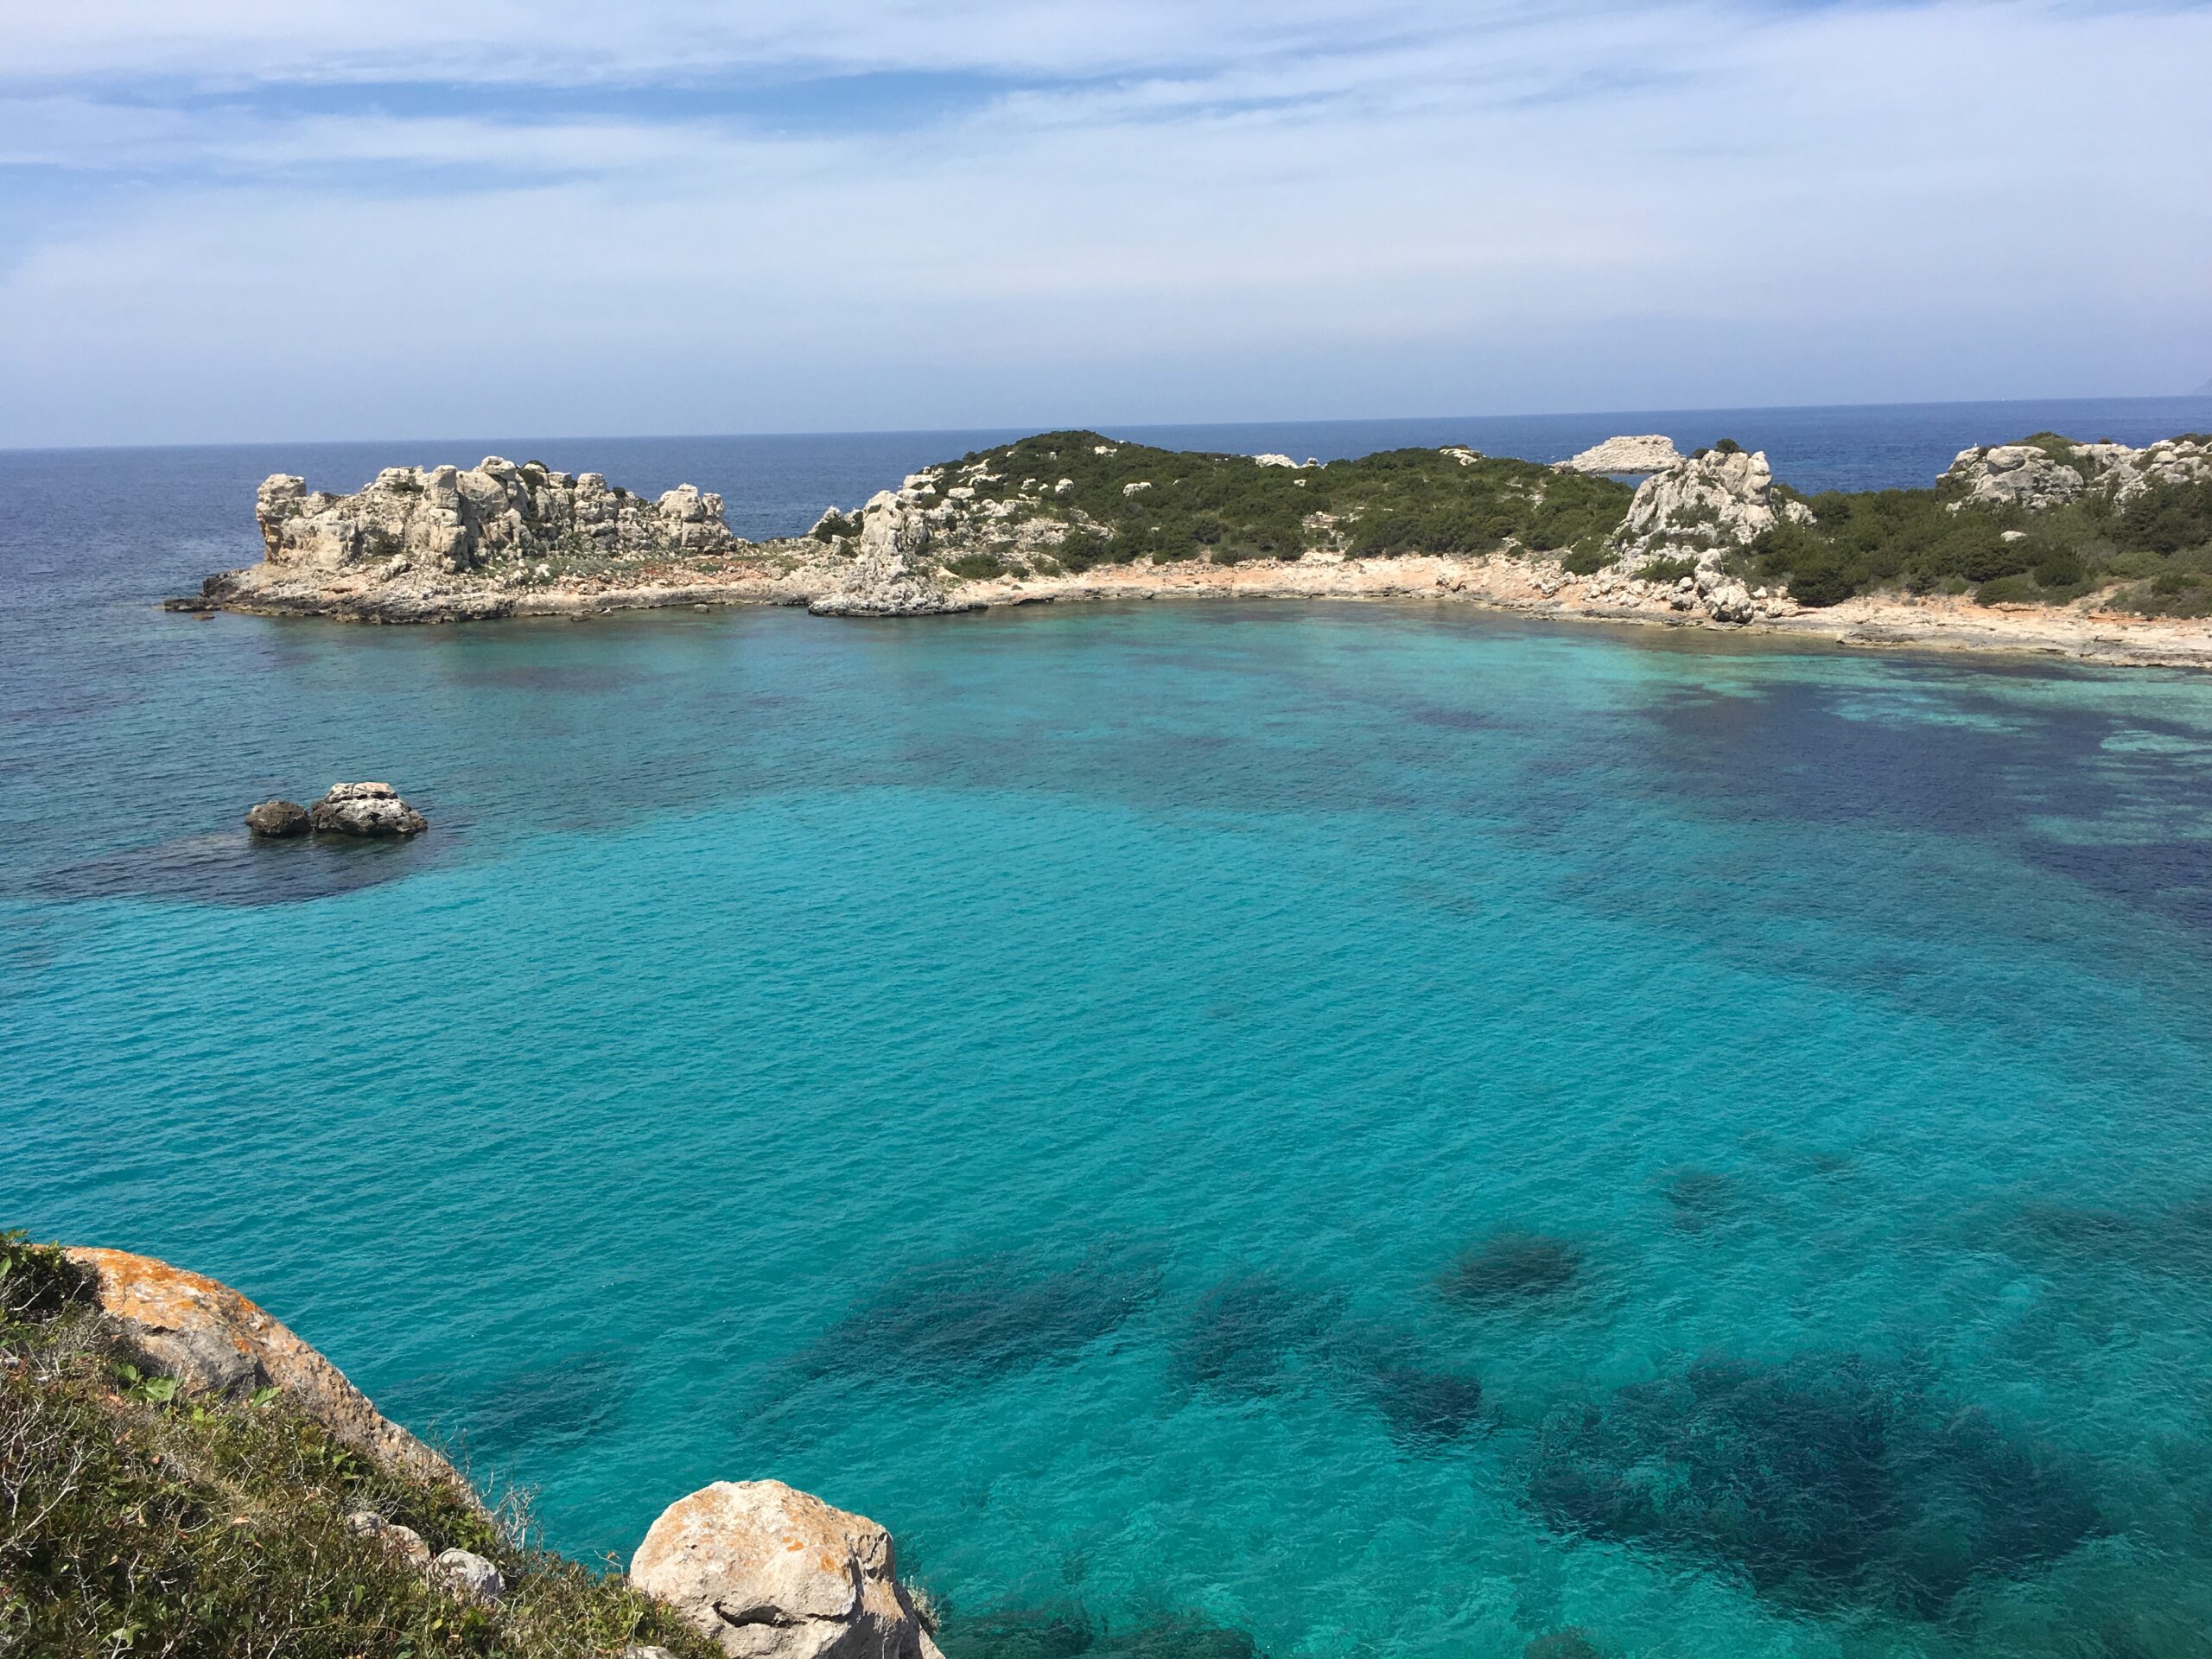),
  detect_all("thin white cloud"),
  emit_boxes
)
[2,2,2207,444]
